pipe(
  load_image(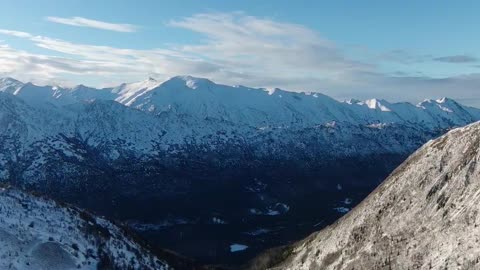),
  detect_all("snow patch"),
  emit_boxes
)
[230,244,248,252]
[334,207,350,213]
